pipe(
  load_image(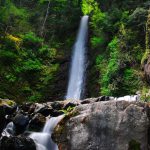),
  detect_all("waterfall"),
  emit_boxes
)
[30,115,64,150]
[66,15,89,100]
